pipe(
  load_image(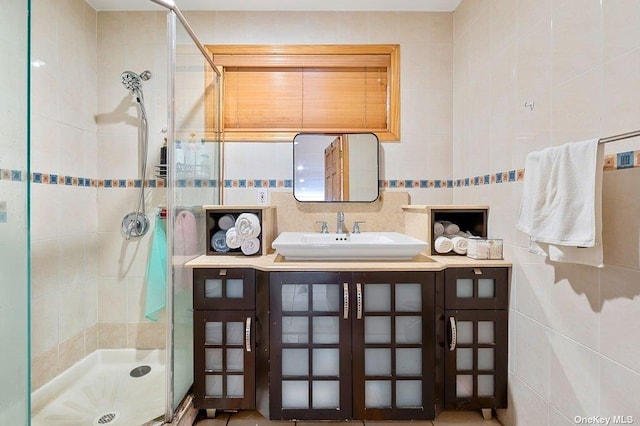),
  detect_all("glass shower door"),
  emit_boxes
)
[167,10,221,418]
[0,0,30,424]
